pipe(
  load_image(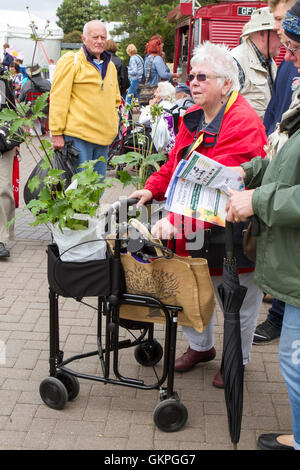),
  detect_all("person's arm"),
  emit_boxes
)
[153,56,172,81]
[241,156,270,189]
[252,183,300,228]
[128,56,138,80]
